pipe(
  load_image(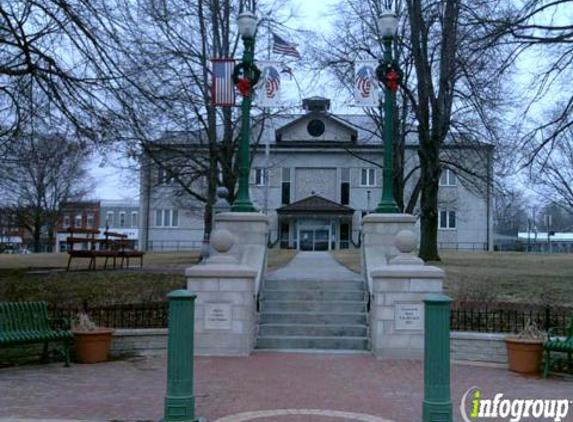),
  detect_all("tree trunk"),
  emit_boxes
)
[418,142,441,261]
